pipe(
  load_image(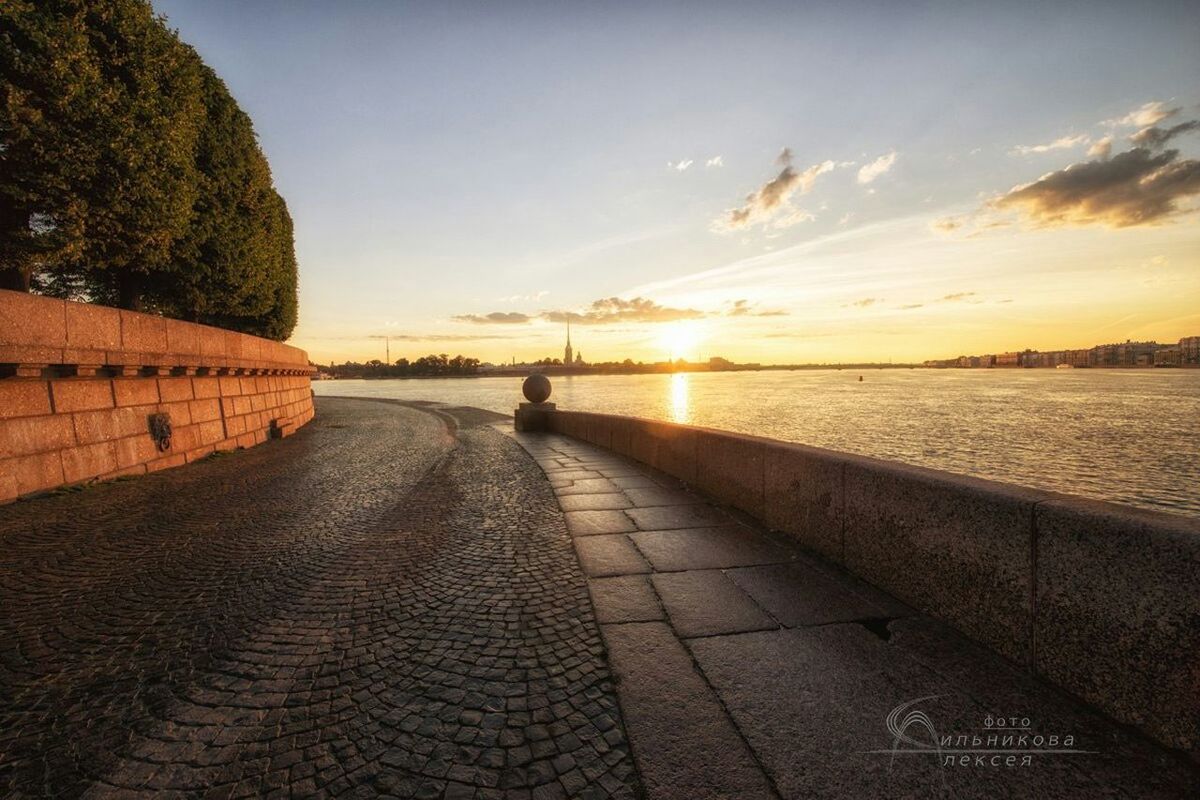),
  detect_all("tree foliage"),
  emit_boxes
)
[0,0,297,339]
